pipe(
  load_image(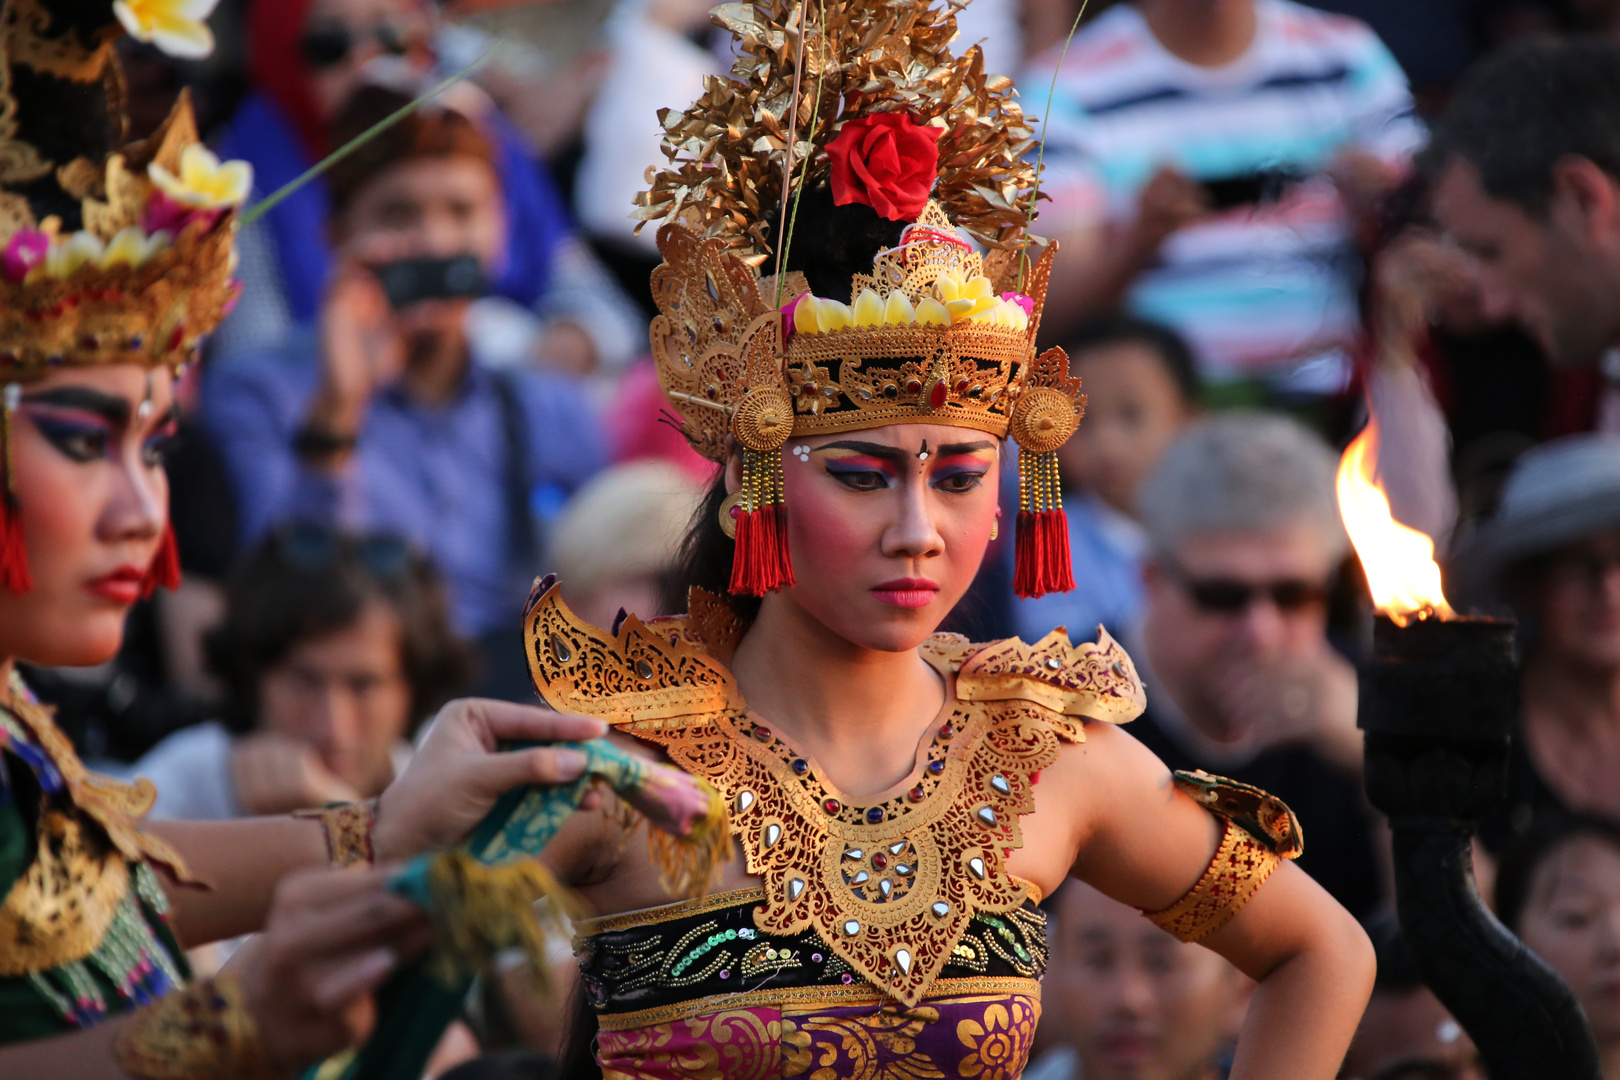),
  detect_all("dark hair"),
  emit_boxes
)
[766,180,907,300]
[1494,813,1620,933]
[1422,40,1620,216]
[324,84,498,216]
[1061,313,1202,407]
[205,525,478,735]
[657,473,764,625]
